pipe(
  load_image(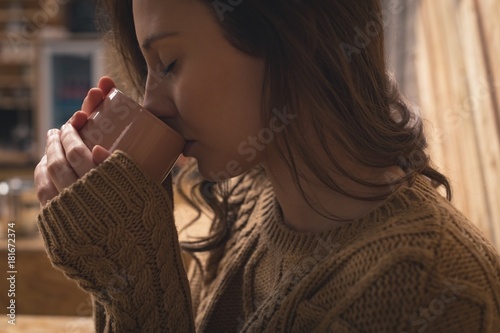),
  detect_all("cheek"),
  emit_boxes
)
[176,47,264,126]
[176,62,265,145]
[173,52,266,179]
[173,69,225,134]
